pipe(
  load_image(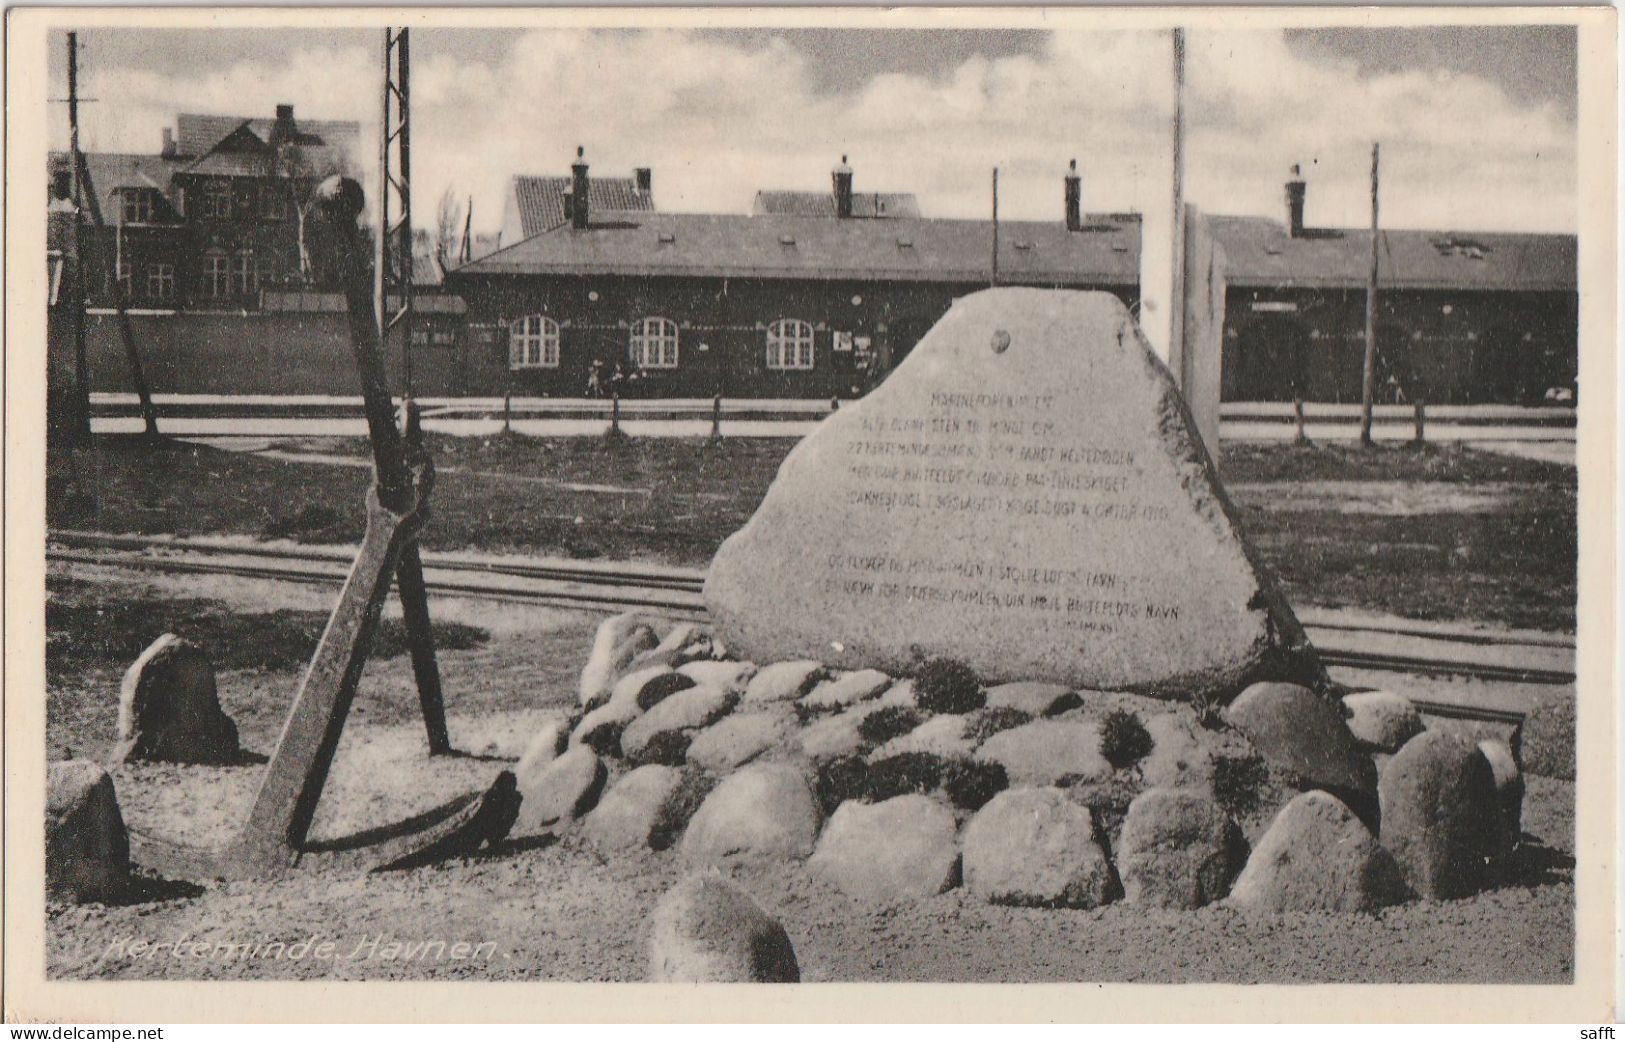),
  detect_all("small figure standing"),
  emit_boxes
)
[586,359,604,398]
